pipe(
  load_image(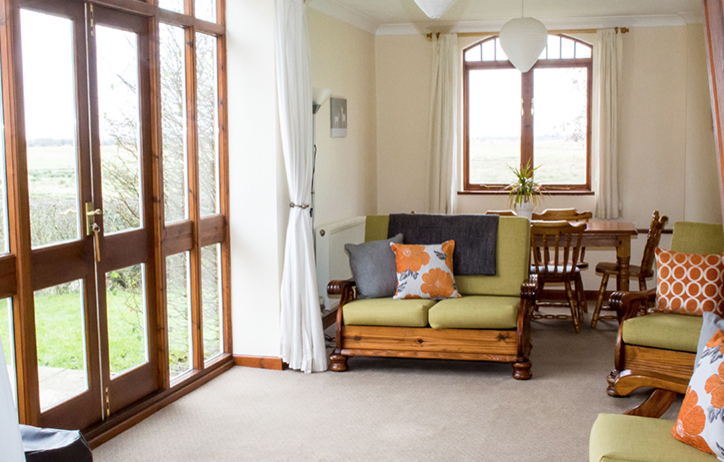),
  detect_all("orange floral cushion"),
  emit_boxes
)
[655,248,724,316]
[390,241,461,300]
[672,330,724,459]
